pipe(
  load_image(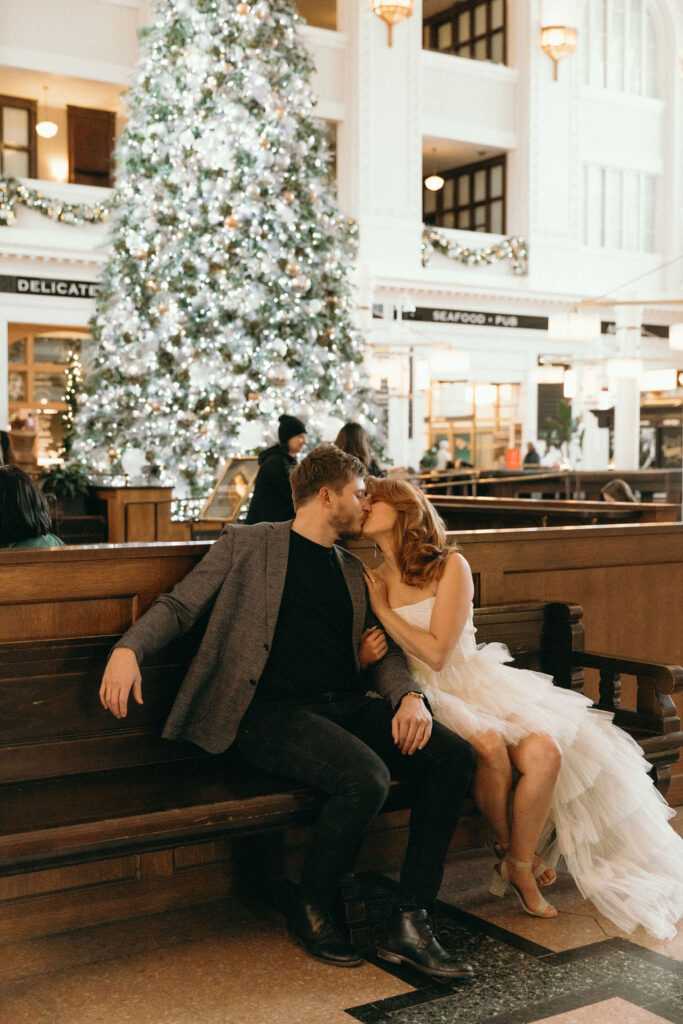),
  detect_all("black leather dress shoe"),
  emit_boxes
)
[287,898,364,967]
[377,908,474,980]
